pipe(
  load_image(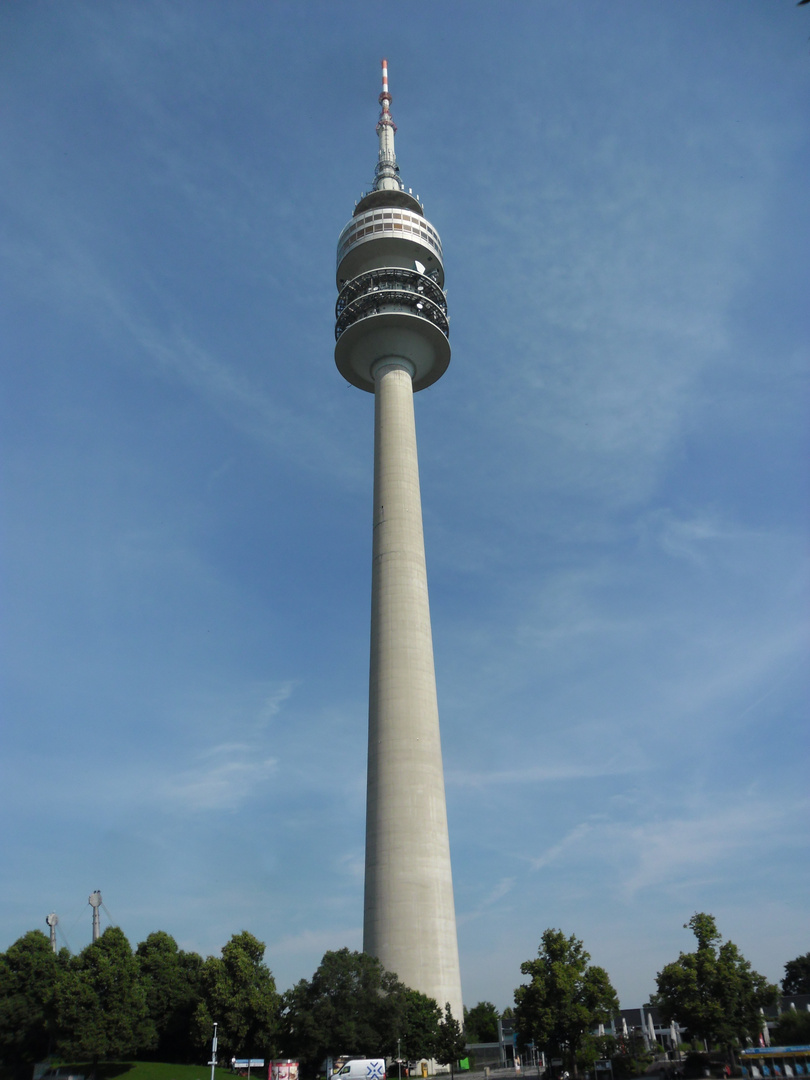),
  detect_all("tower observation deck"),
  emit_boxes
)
[334,61,463,1025]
